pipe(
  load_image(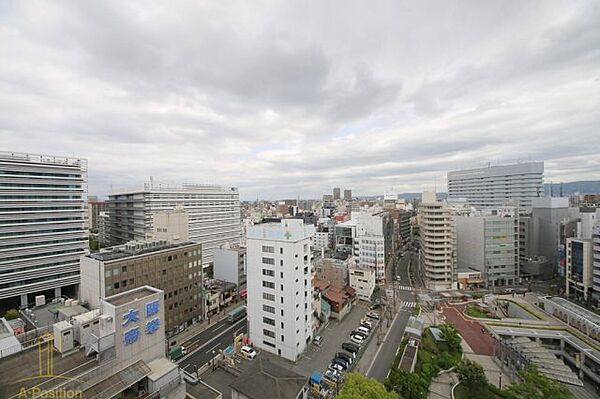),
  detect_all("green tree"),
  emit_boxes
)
[4,309,19,320]
[439,323,462,354]
[386,369,427,399]
[338,372,397,399]
[456,359,488,397]
[504,366,573,399]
